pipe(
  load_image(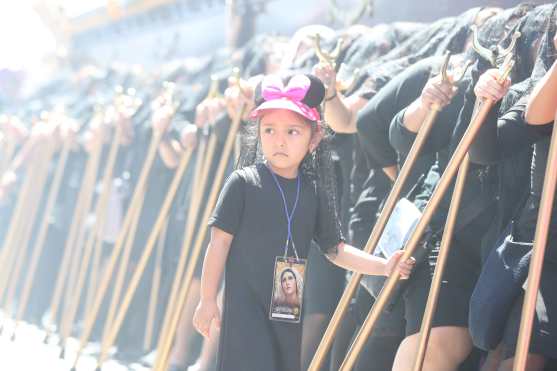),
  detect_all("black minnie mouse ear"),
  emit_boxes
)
[297,74,325,108]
